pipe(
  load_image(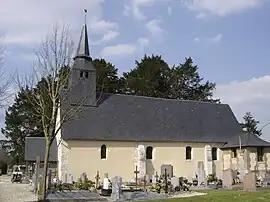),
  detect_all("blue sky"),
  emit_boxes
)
[0,0,270,140]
